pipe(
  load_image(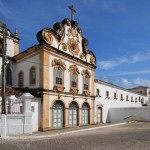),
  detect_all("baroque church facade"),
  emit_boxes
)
[0,7,149,131]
